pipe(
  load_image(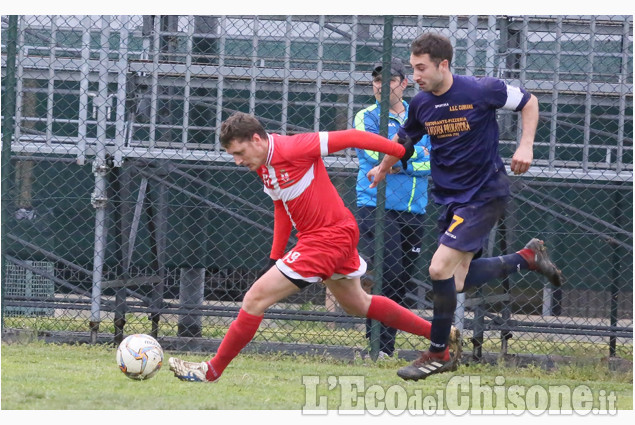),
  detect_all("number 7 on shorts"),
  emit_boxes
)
[448,214,464,233]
